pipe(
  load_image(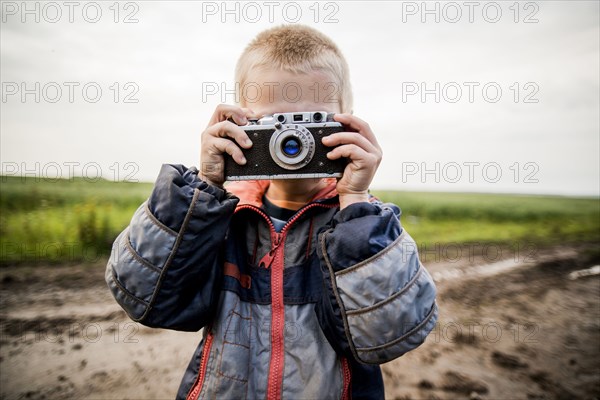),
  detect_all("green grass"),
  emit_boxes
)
[1,176,153,265]
[0,176,598,265]
[372,191,600,247]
